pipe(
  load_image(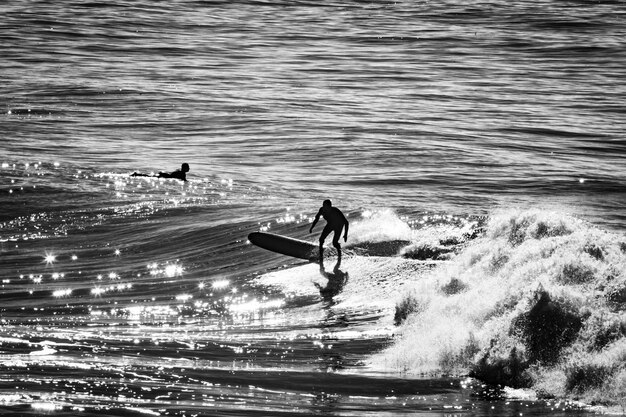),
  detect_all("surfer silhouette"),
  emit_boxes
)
[309,199,349,267]
[131,163,189,181]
